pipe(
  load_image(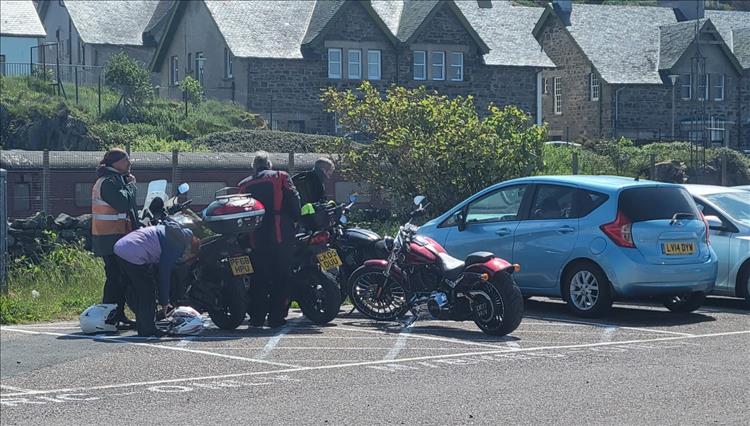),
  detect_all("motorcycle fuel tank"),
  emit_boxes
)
[203,195,265,235]
[341,228,382,246]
